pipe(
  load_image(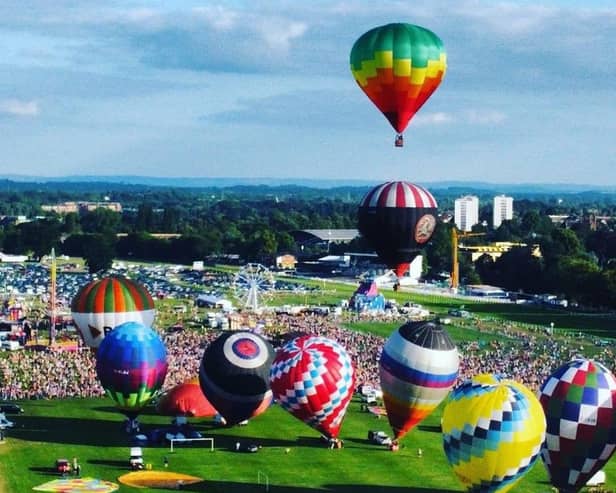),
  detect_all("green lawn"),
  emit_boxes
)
[5,276,616,492]
[0,395,596,493]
